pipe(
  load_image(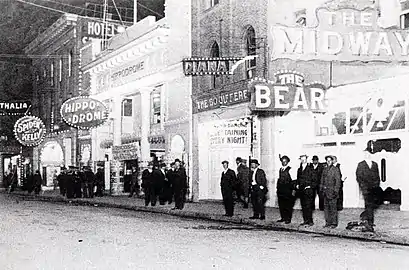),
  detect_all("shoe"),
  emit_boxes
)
[171,207,177,210]
[260,216,266,220]
[249,216,259,219]
[285,220,291,224]
[306,222,314,226]
[362,226,374,233]
[224,214,233,217]
[276,219,285,223]
[300,222,307,226]
[329,225,337,229]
